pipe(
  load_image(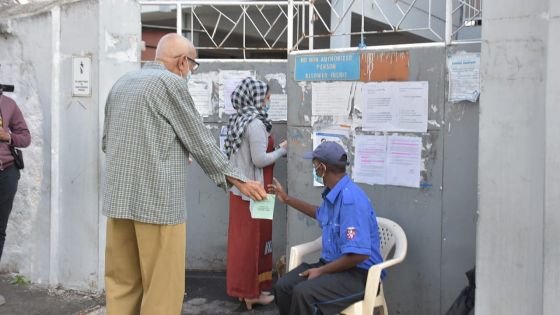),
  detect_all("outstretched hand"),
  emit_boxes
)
[237,180,268,201]
[267,178,288,203]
